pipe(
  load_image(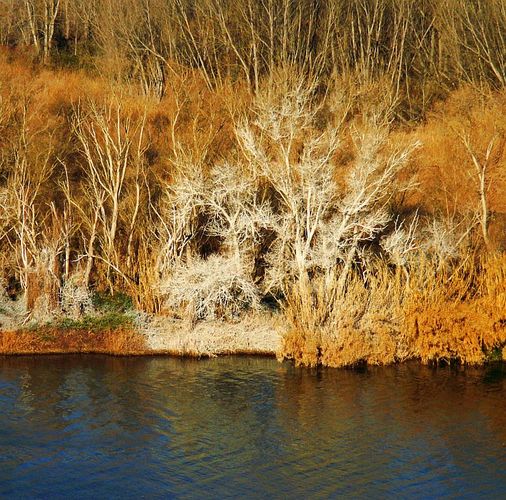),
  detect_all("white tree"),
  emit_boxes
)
[23,0,61,64]
[157,160,272,320]
[457,130,504,247]
[237,73,340,290]
[72,98,147,289]
[237,72,419,295]
[0,104,63,306]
